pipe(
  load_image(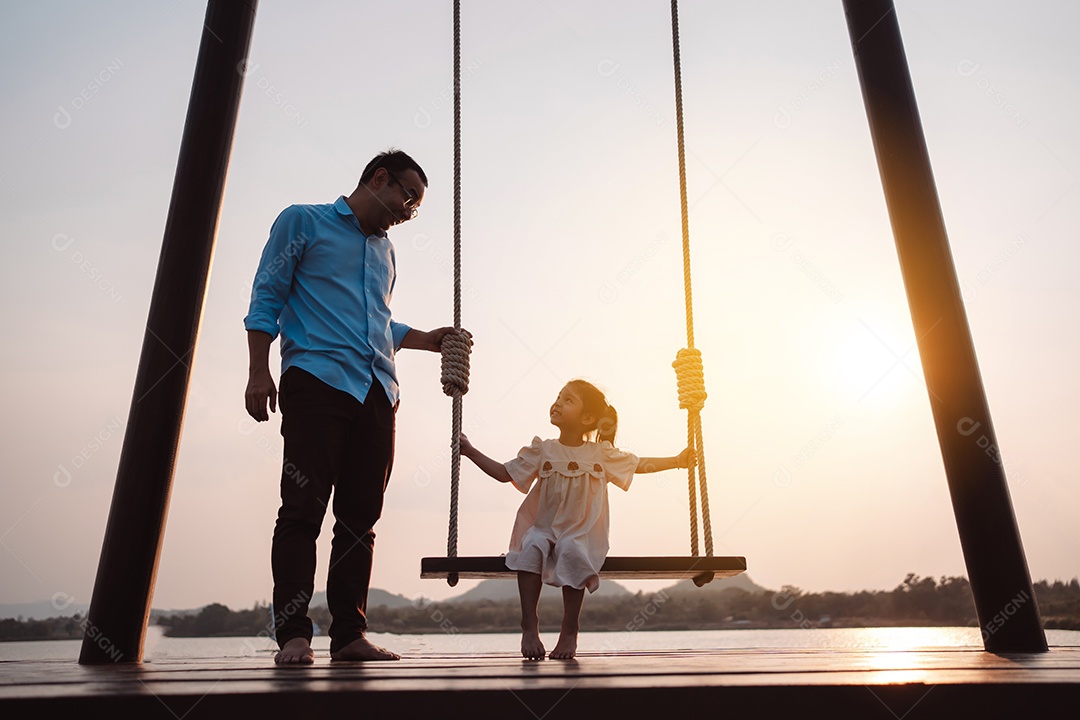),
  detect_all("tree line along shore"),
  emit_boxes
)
[4,575,1079,641]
